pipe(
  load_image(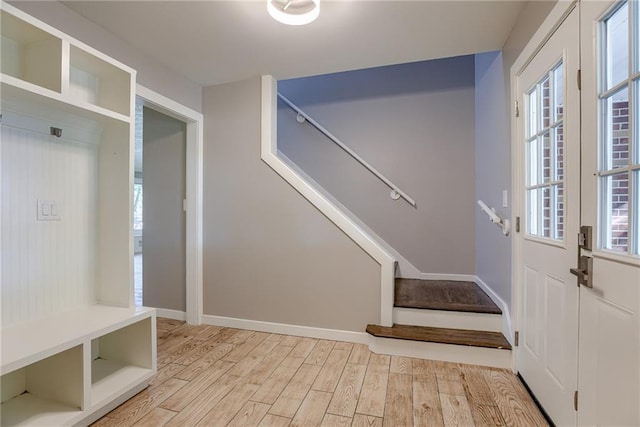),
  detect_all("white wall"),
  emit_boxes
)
[1,122,97,326]
[277,56,477,275]
[9,1,202,113]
